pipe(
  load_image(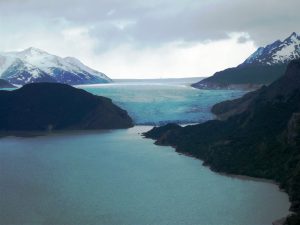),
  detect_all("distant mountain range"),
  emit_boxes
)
[0,47,111,85]
[193,32,300,89]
